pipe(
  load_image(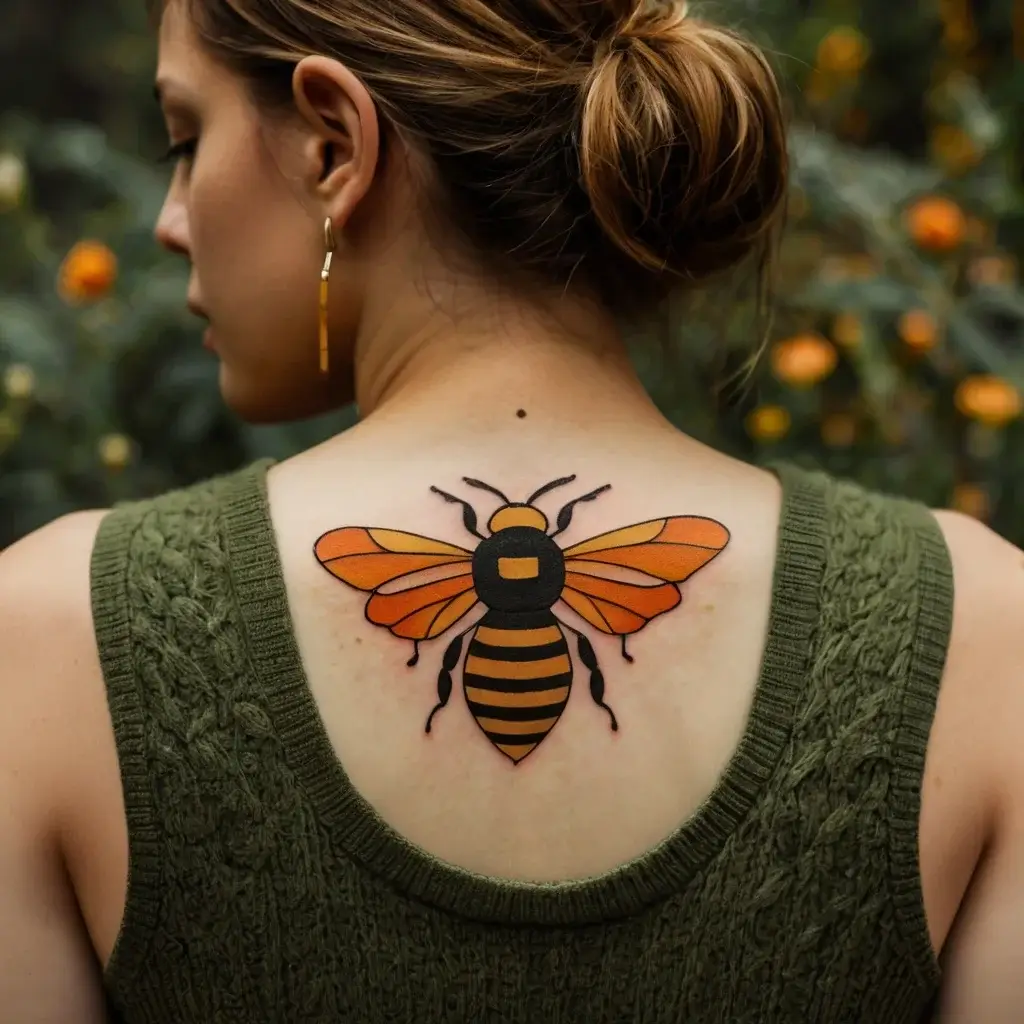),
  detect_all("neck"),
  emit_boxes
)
[350,283,669,444]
